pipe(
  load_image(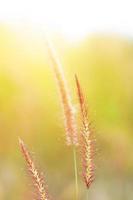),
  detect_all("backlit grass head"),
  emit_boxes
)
[46,39,78,146]
[19,138,51,200]
[75,75,95,189]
